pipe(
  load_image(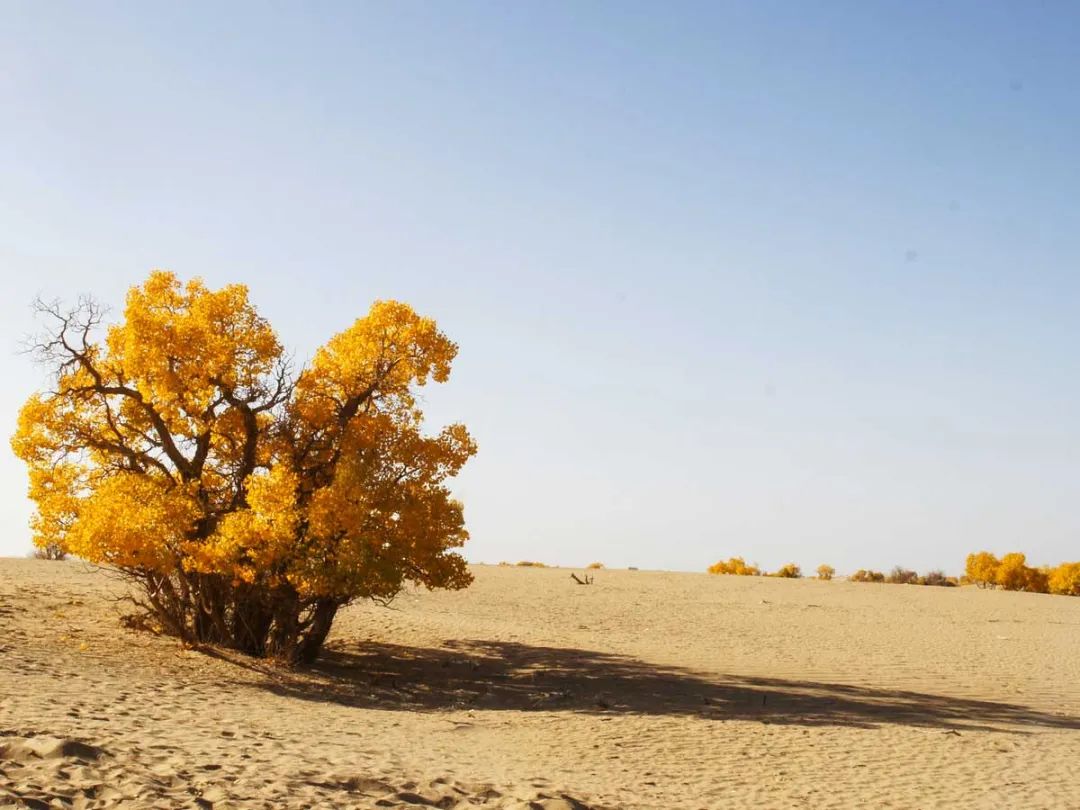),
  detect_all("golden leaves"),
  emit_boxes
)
[707,557,761,576]
[106,271,282,428]
[14,271,475,608]
[65,475,200,569]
